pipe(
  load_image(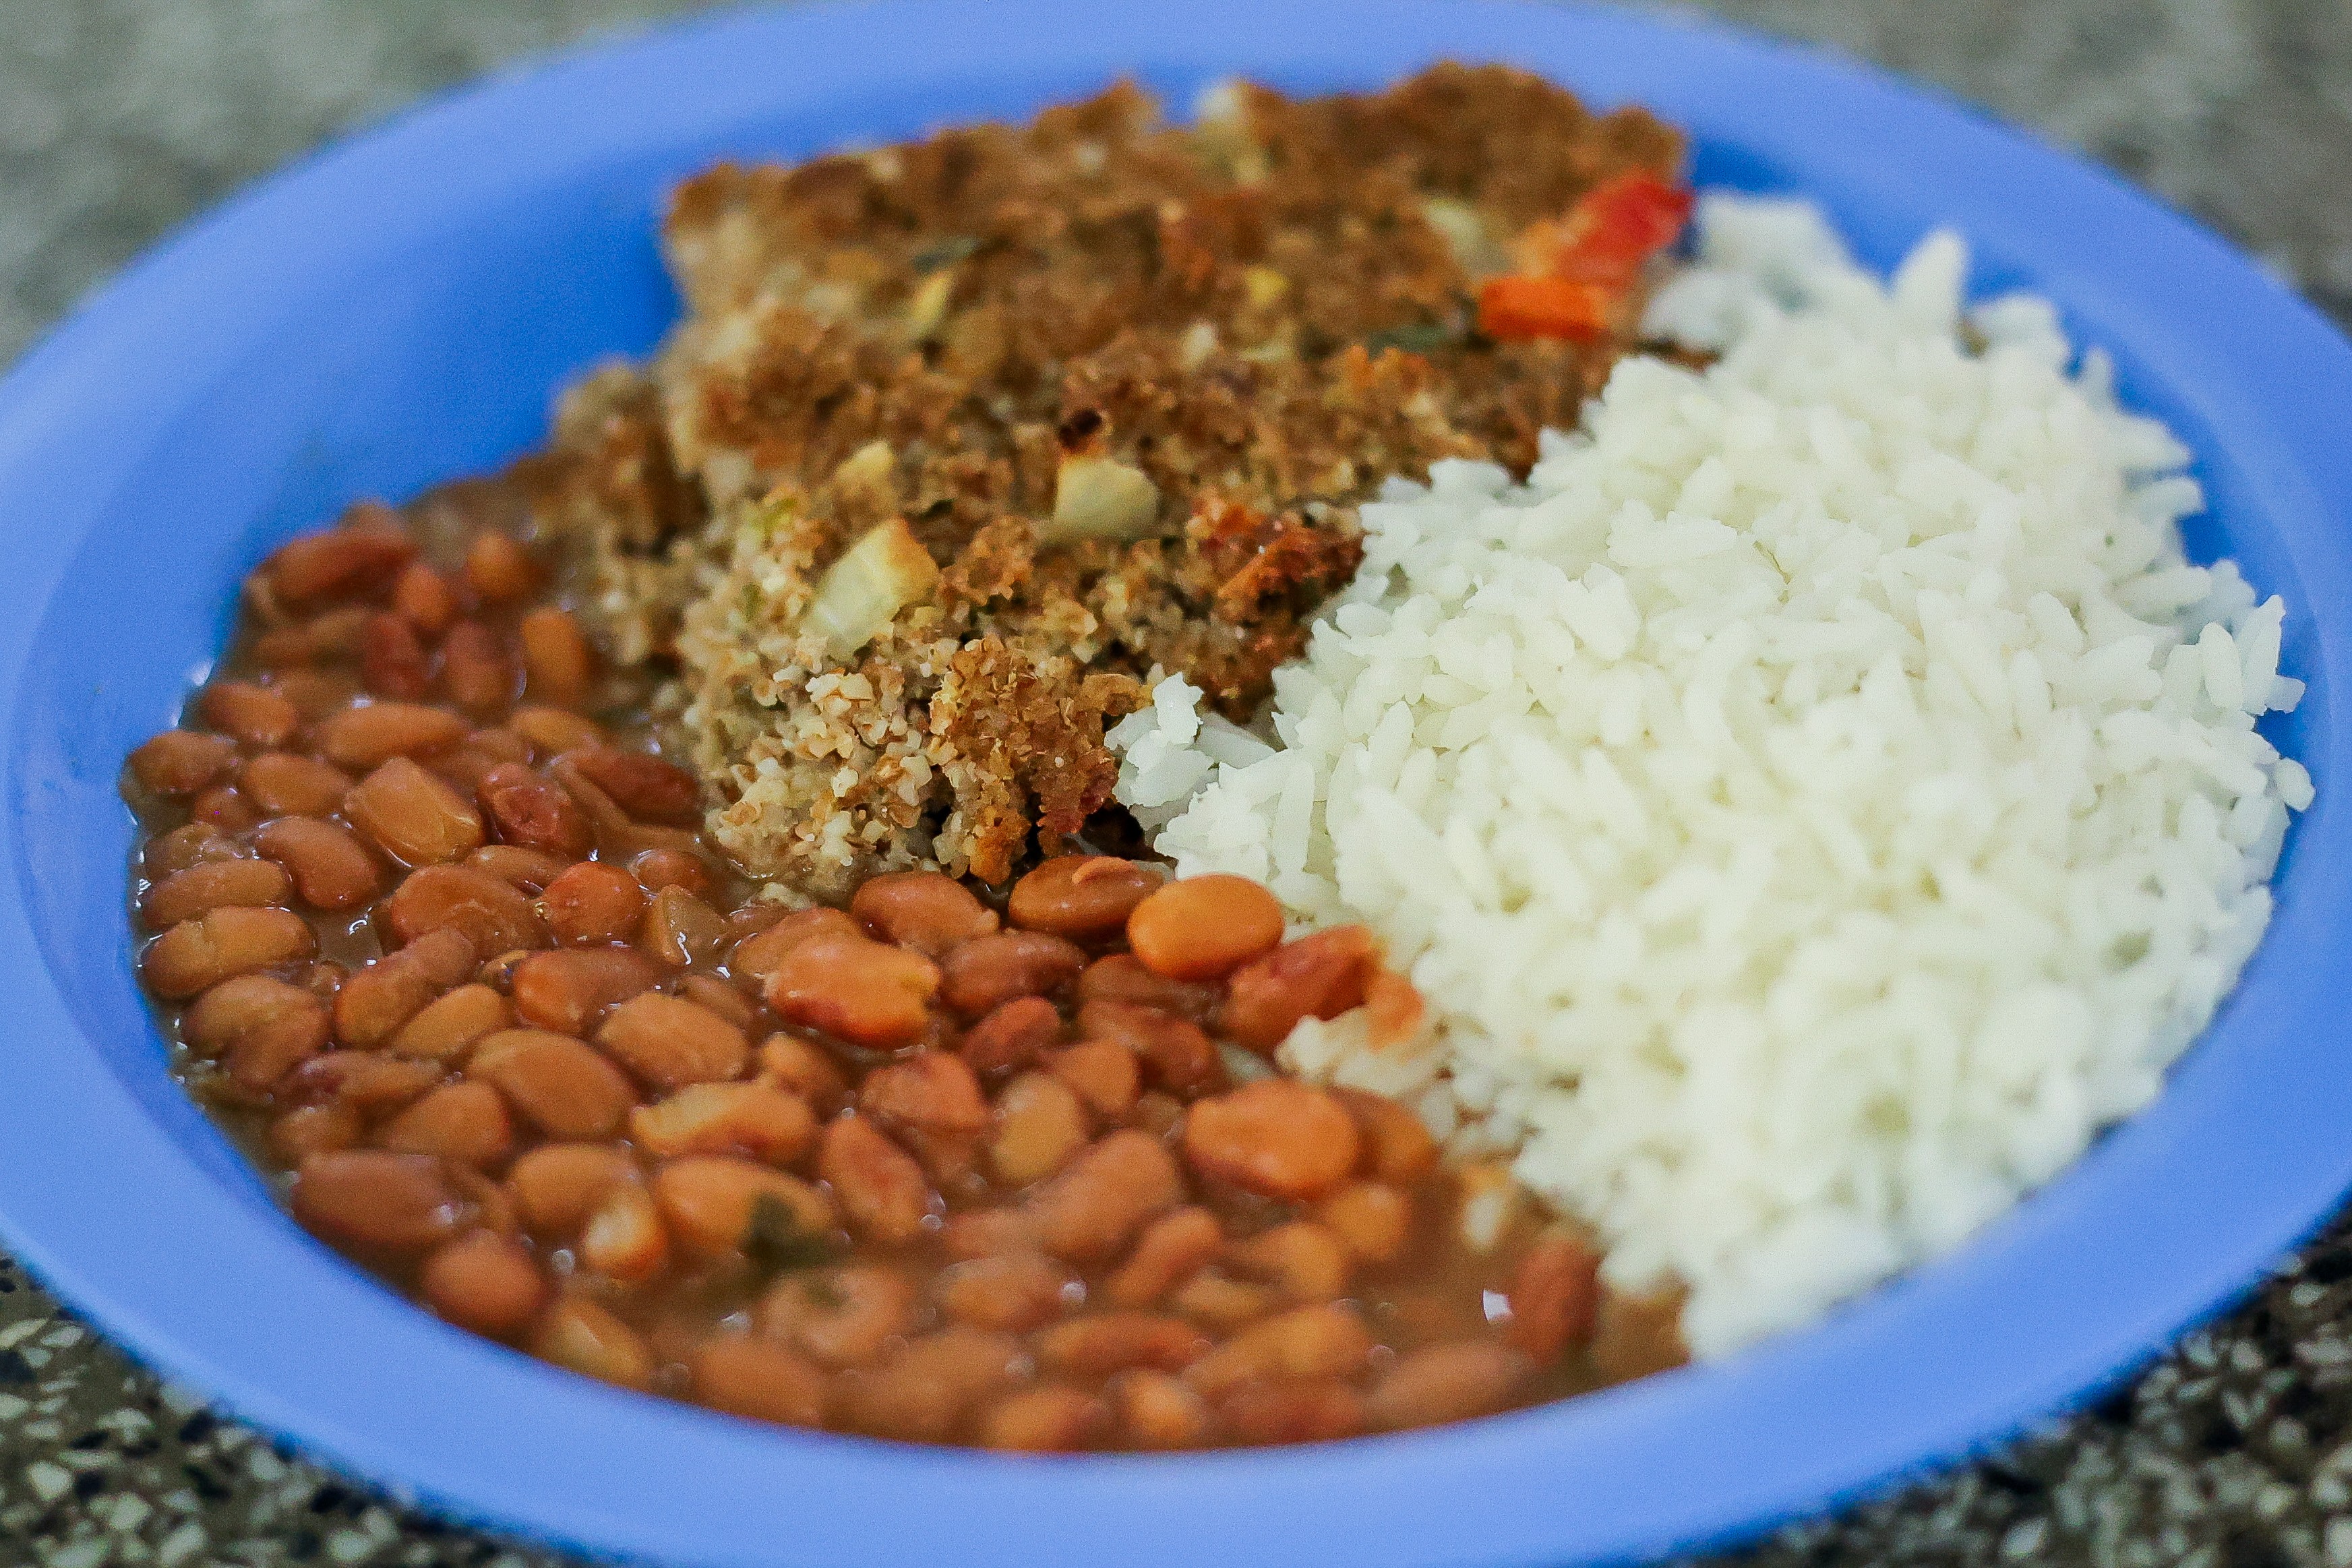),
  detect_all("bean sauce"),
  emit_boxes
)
[121,500,1675,1451]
